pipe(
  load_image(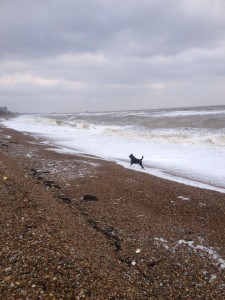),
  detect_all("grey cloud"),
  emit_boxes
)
[1,0,225,60]
[1,0,225,112]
